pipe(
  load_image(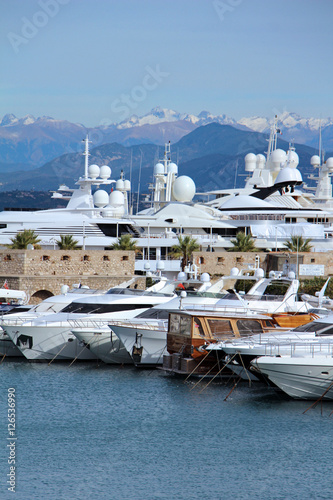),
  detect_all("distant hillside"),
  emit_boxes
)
[1,108,332,172]
[0,123,324,196]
